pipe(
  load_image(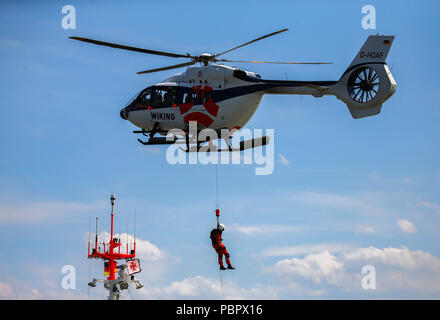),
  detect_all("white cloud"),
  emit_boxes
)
[368,171,382,181]
[342,246,440,293]
[268,251,344,284]
[417,200,439,209]
[136,276,226,299]
[278,154,291,165]
[401,176,413,184]
[283,191,405,218]
[417,200,440,215]
[0,37,25,49]
[343,246,440,271]
[368,172,413,186]
[229,223,305,235]
[136,276,281,300]
[4,244,440,299]
[397,219,416,234]
[0,200,105,225]
[261,242,355,257]
[0,282,14,299]
[0,277,89,300]
[162,276,221,298]
[265,245,440,295]
[286,191,375,213]
[354,225,376,234]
